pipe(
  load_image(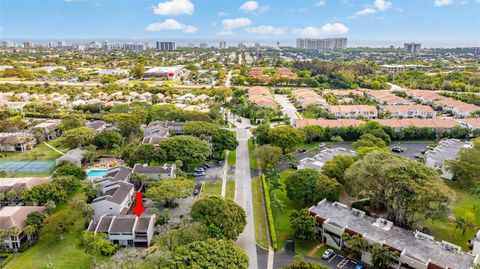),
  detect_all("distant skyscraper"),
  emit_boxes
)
[219,41,227,49]
[156,41,176,51]
[188,42,196,48]
[23,41,33,48]
[1,40,14,48]
[404,43,421,54]
[199,43,208,49]
[57,41,66,47]
[296,38,347,51]
[475,47,480,56]
[254,42,261,49]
